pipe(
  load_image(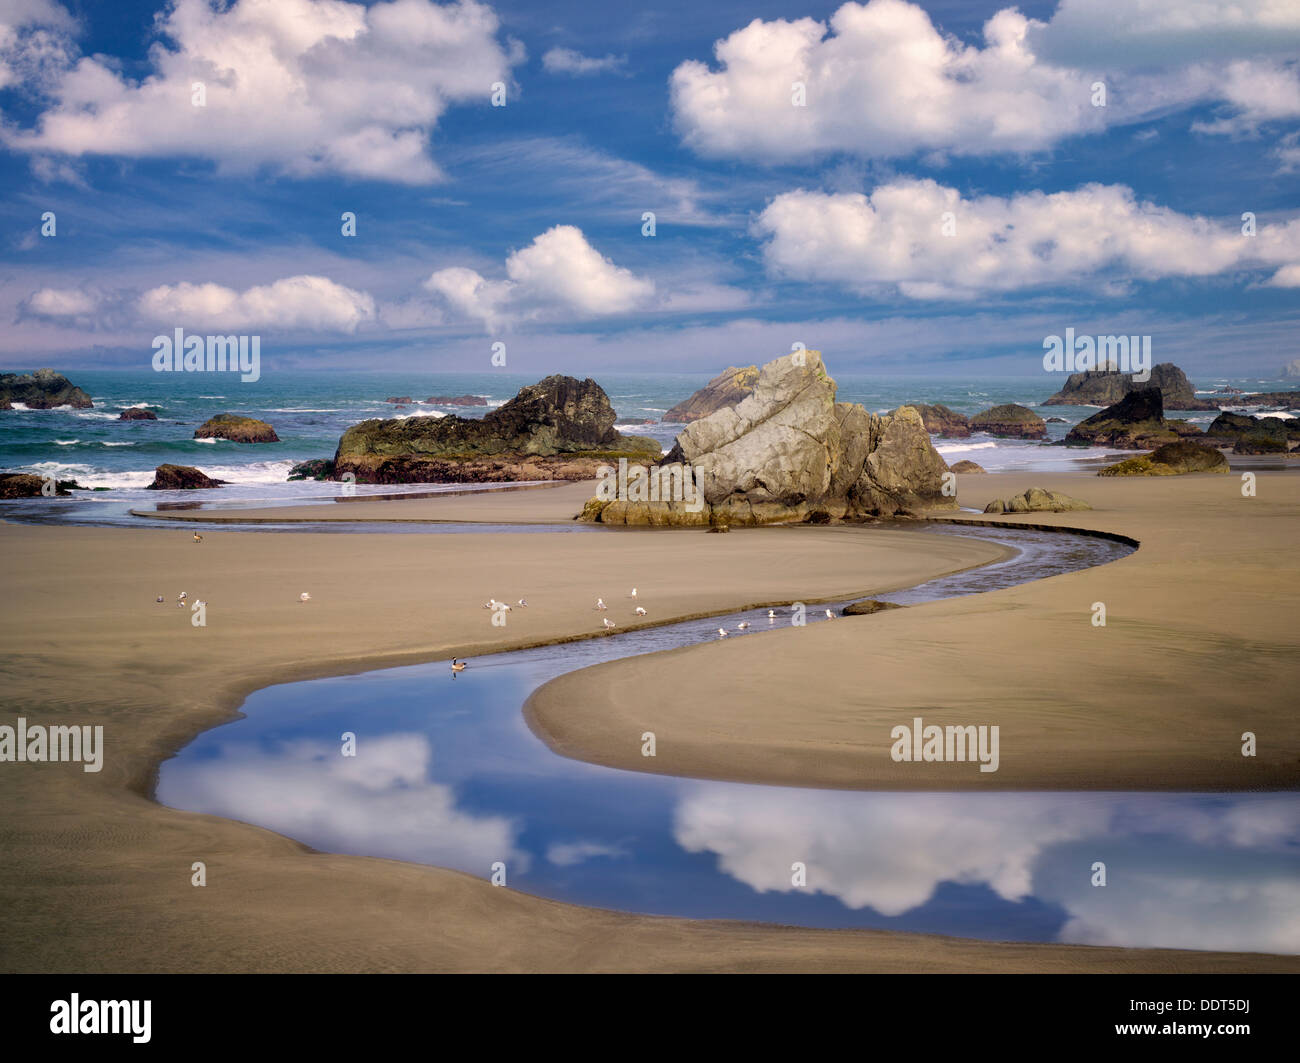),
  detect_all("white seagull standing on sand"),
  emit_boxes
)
[595,598,607,611]
[177,592,187,602]
[603,618,616,629]
[630,588,637,598]
[517,598,528,608]
[482,598,497,609]
[300,592,312,603]
[635,607,647,616]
